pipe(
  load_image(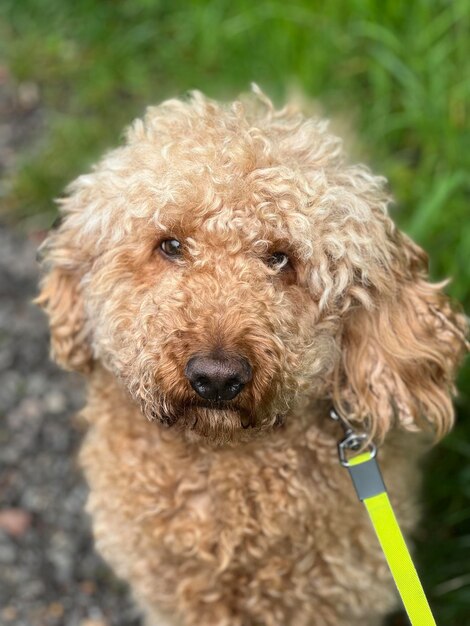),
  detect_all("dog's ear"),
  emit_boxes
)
[36,220,93,373]
[335,232,468,440]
